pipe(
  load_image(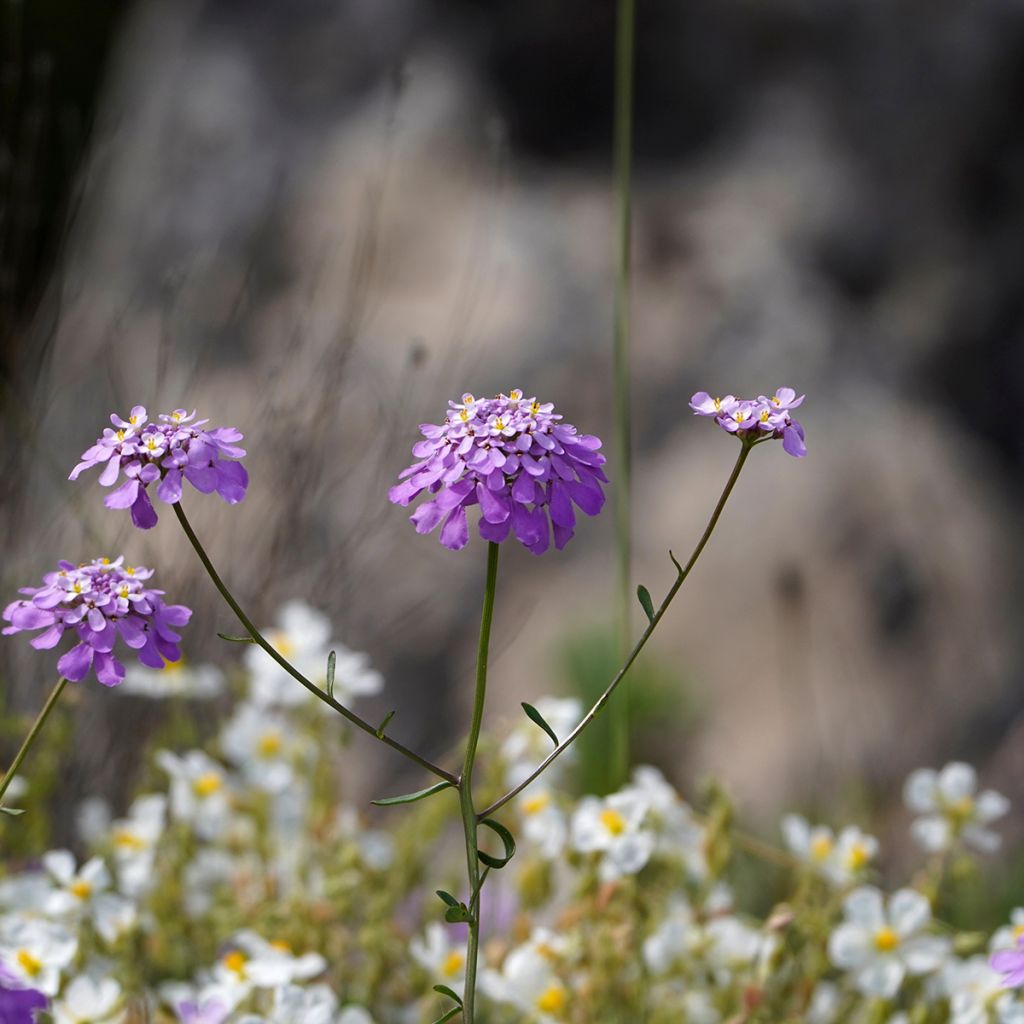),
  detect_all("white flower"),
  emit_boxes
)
[245,601,382,708]
[220,702,302,794]
[213,931,326,992]
[517,786,567,860]
[502,697,581,787]
[570,789,654,880]
[706,916,772,976]
[120,659,224,700]
[52,975,124,1023]
[76,797,112,848]
[828,886,950,998]
[782,816,878,886]
[411,923,467,986]
[338,1009,377,1024]
[992,908,1024,953]
[237,983,338,1024]
[904,763,1009,854]
[109,794,166,898]
[43,850,111,916]
[481,931,570,1024]
[806,981,841,1024]
[0,917,77,996]
[629,766,708,880]
[160,981,240,1023]
[156,750,232,841]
